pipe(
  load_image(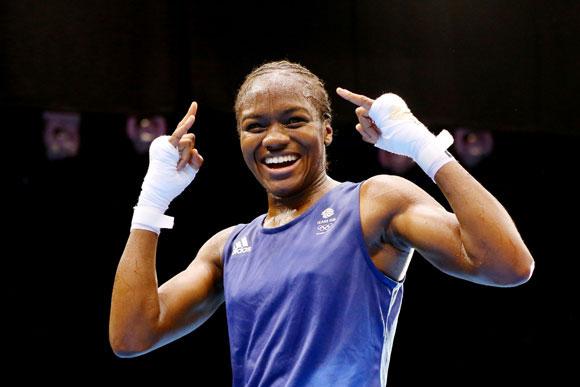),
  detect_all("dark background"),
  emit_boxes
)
[6,0,578,385]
